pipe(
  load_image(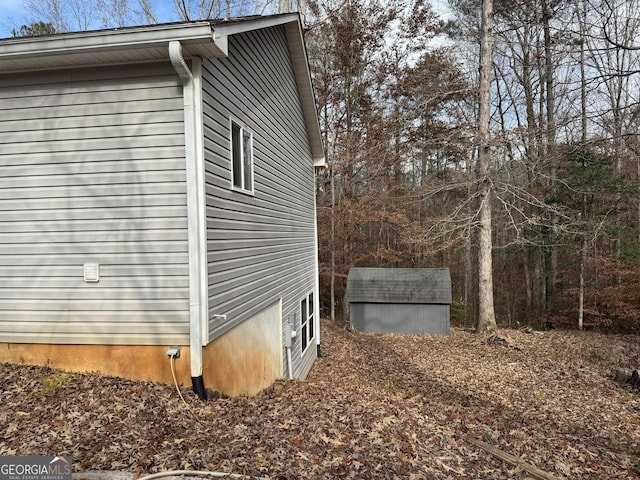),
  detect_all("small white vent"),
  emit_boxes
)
[83,263,100,282]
